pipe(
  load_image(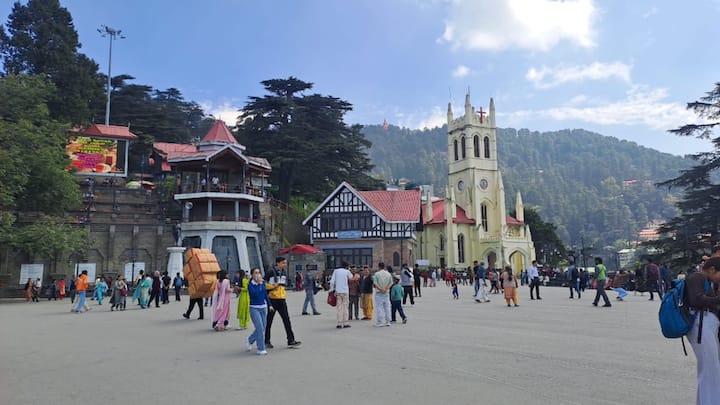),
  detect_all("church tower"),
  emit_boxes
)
[438,93,535,271]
